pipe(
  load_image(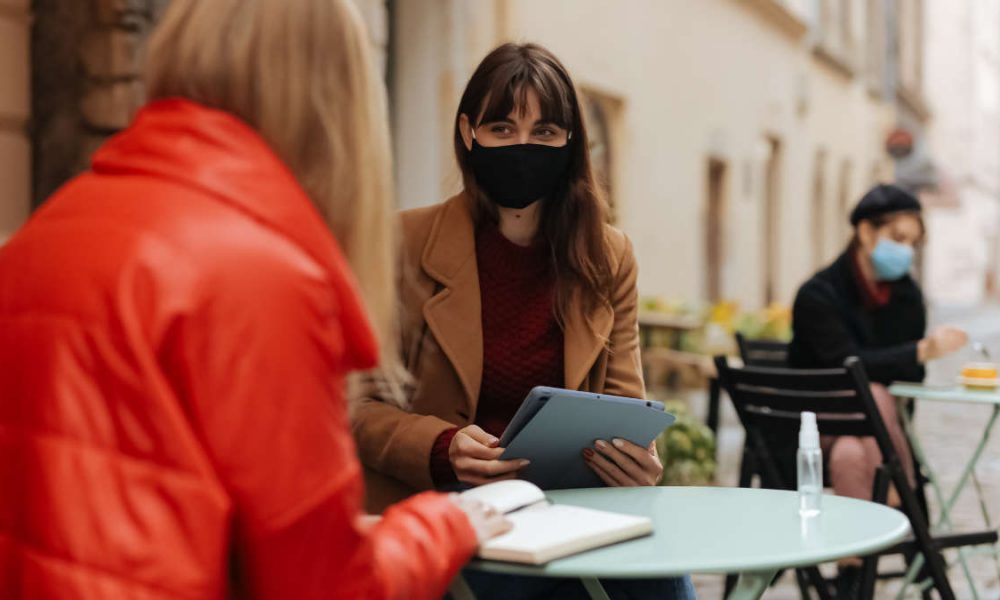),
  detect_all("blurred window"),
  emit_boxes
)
[705,158,728,302]
[581,90,622,224]
[811,149,827,267]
